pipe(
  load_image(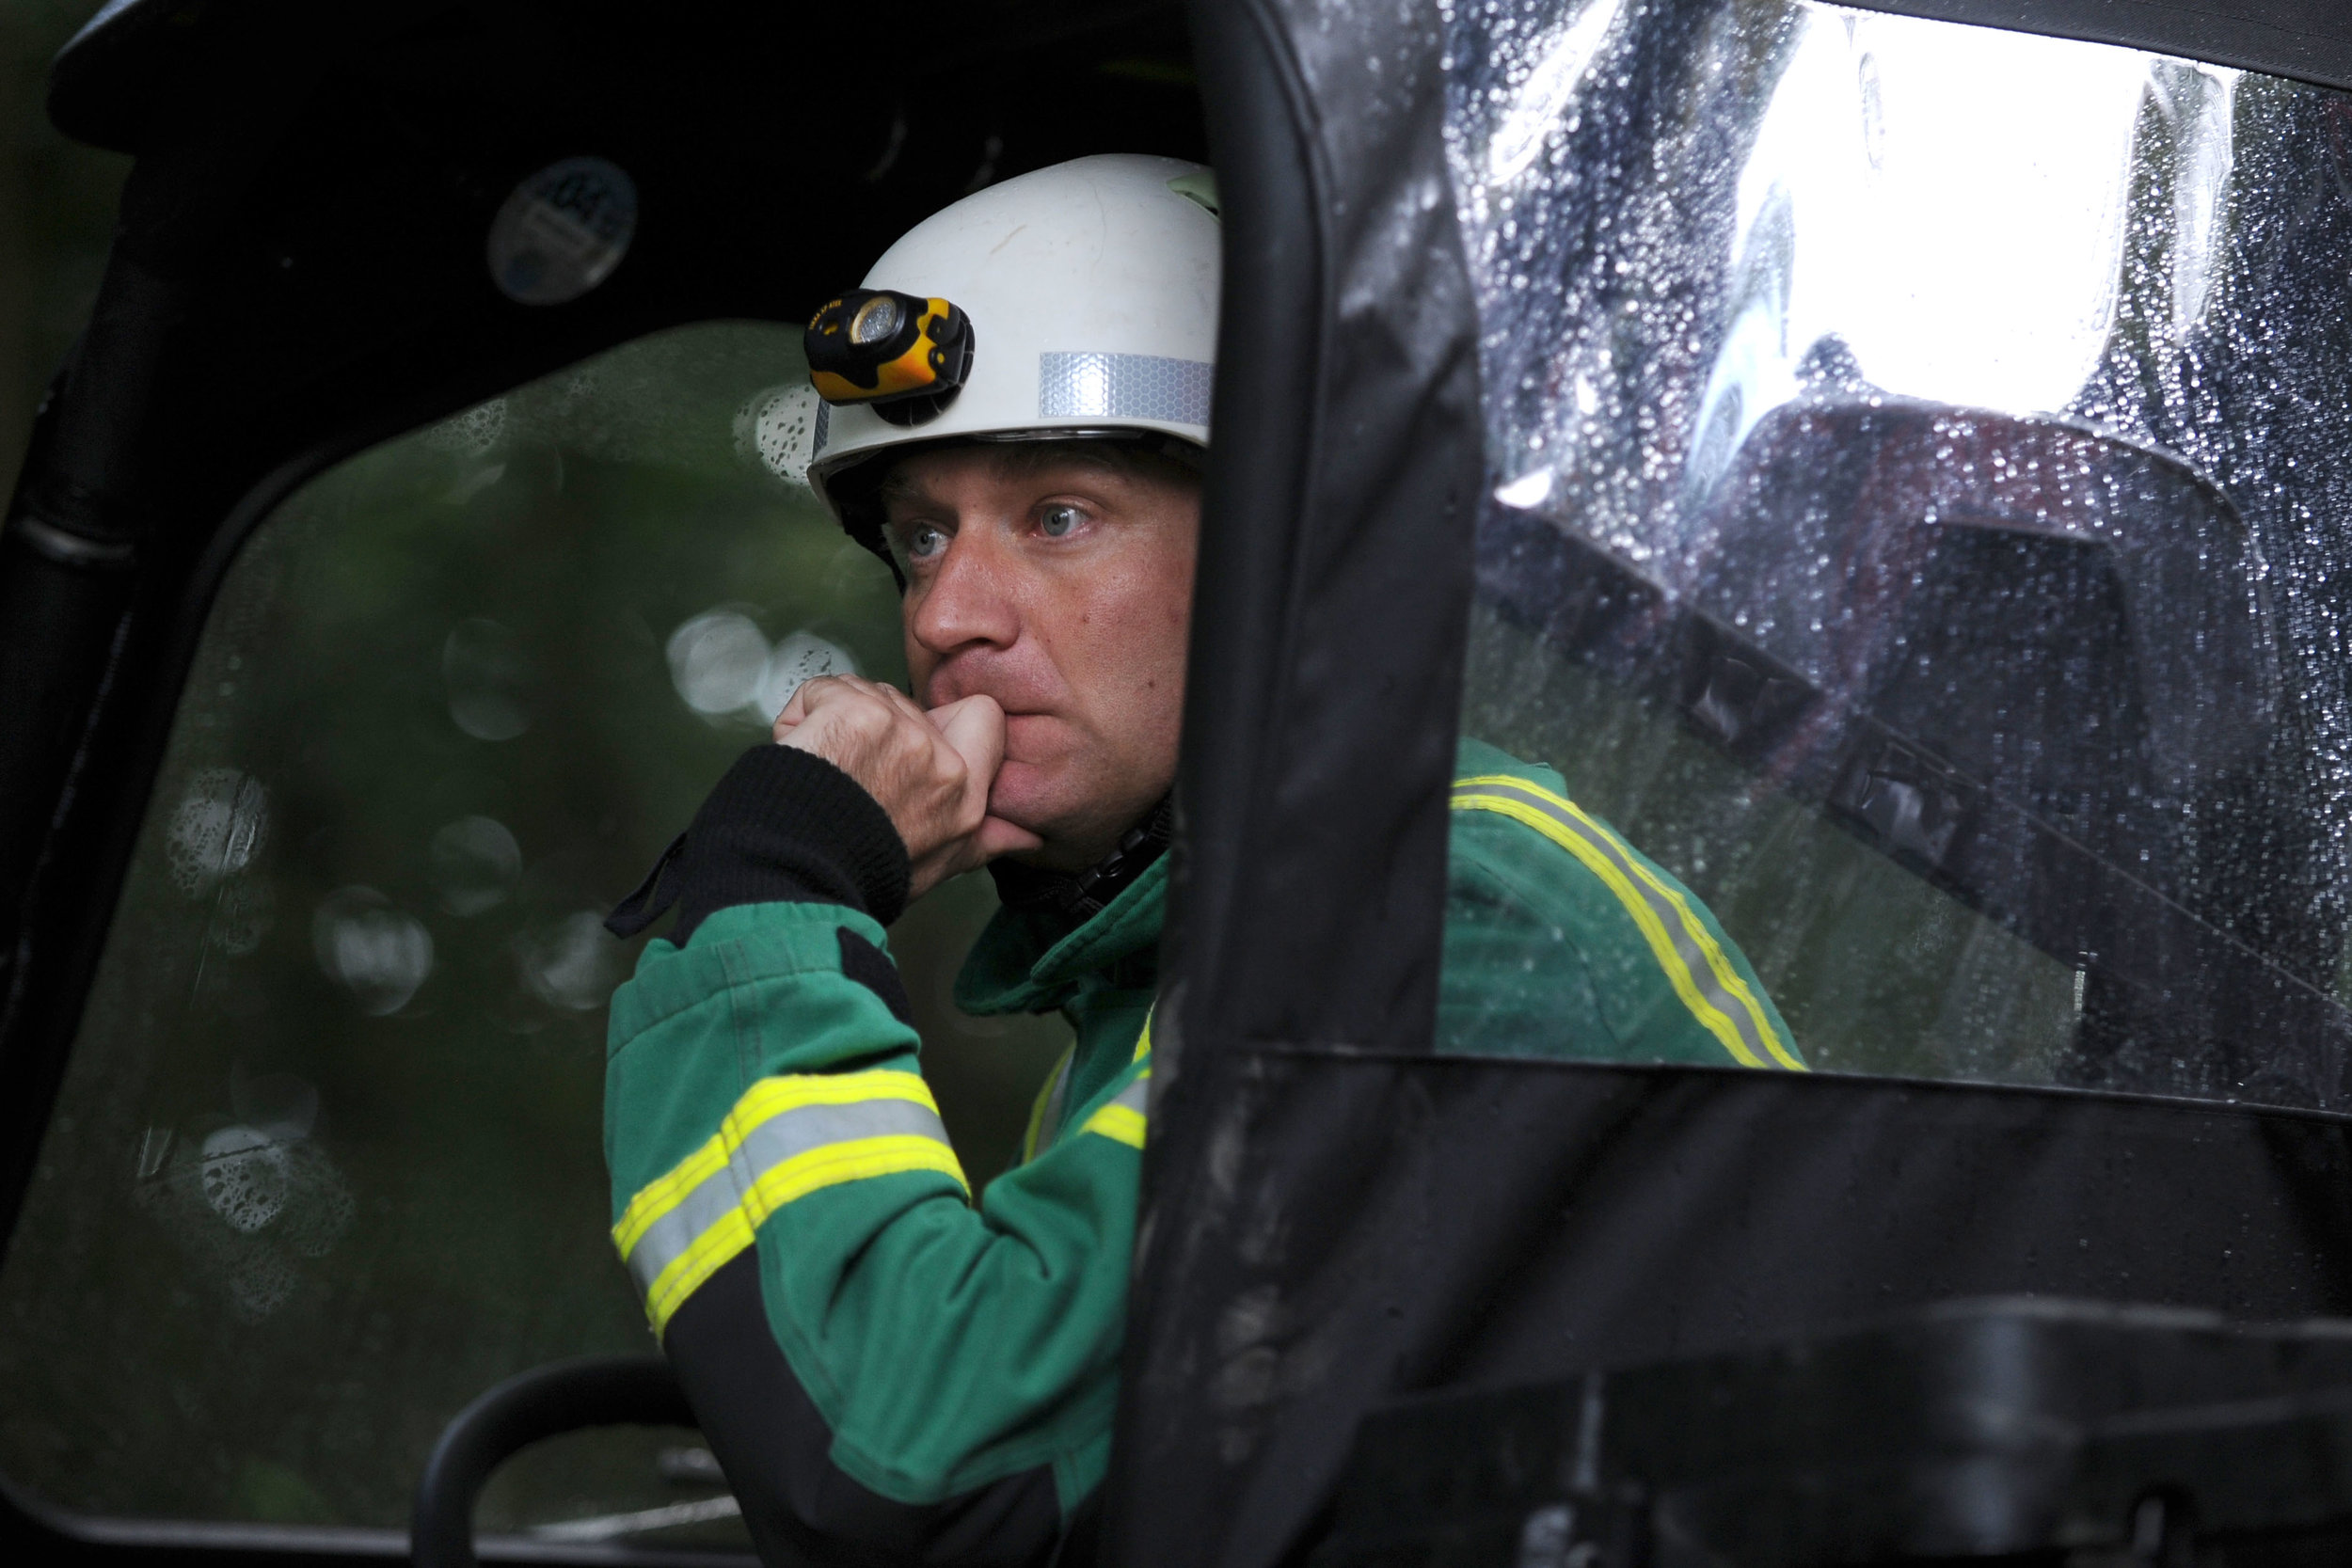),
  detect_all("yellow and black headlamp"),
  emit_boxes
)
[804,289,977,423]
